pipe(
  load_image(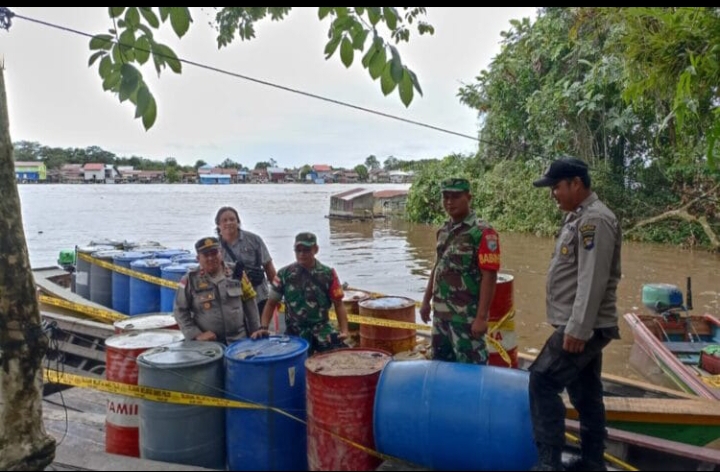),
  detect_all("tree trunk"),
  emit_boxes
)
[0,67,56,469]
